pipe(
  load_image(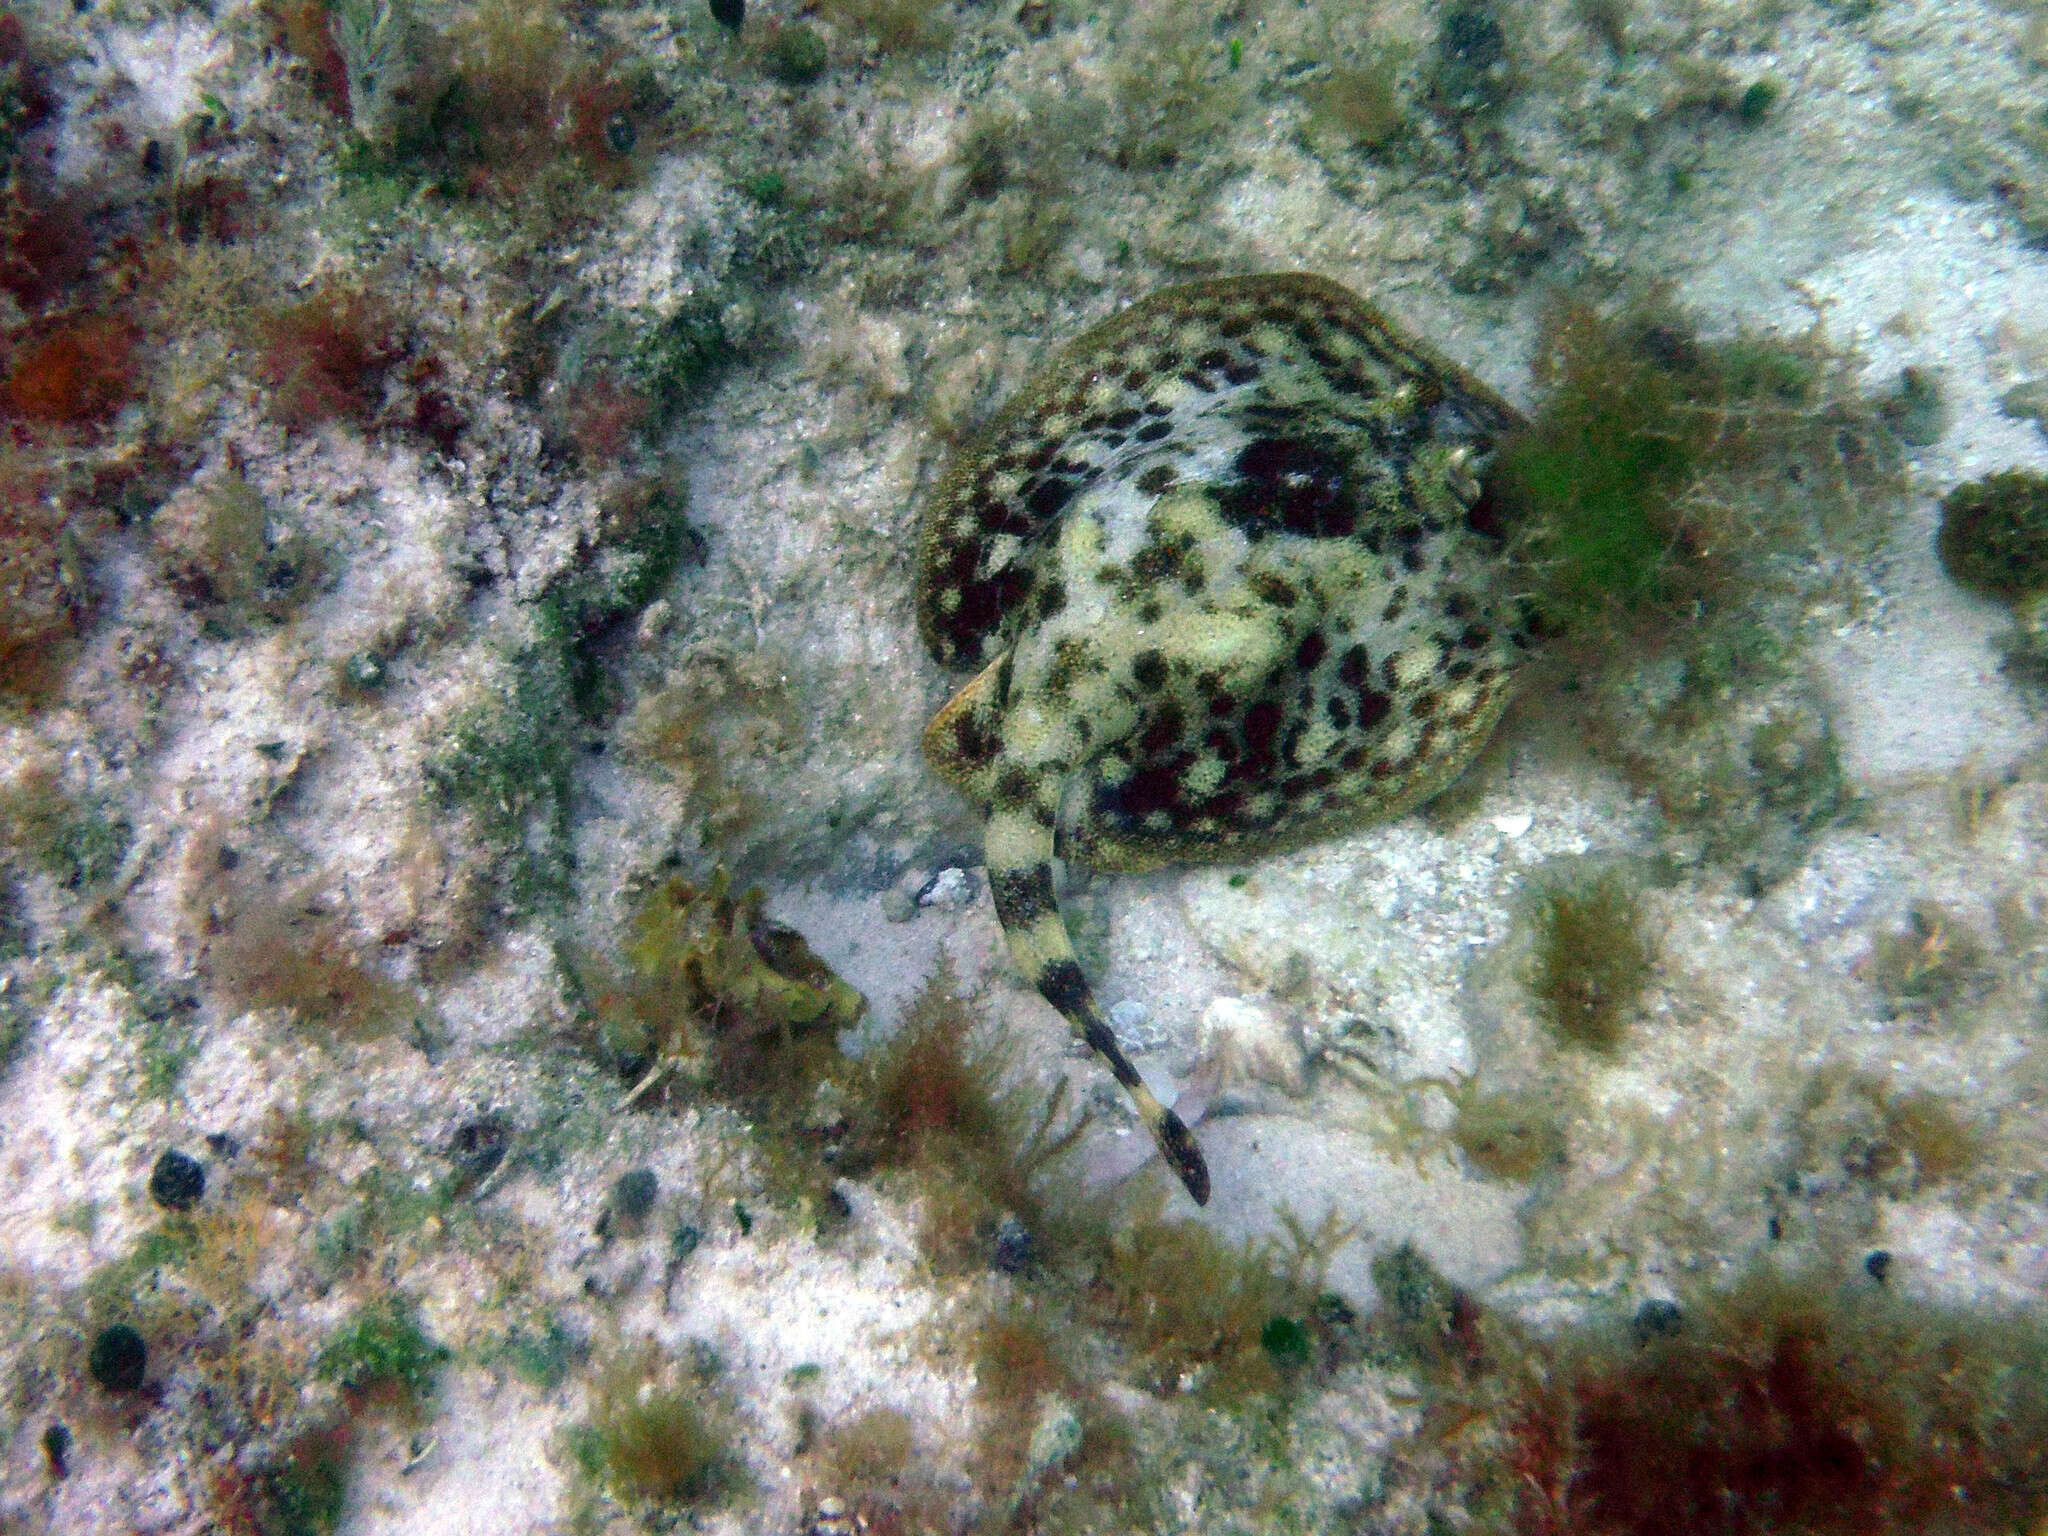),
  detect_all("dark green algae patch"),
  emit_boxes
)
[1934,469,2048,686]
[1937,469,2048,602]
